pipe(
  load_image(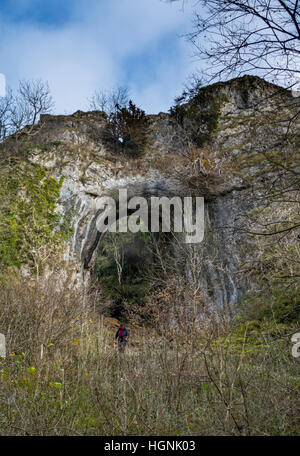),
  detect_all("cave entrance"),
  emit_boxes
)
[93,228,152,318]
[91,213,181,319]
[78,184,190,319]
